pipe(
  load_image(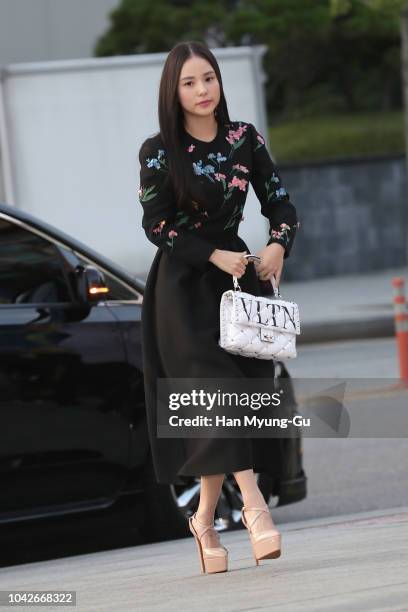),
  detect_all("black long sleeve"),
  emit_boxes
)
[248,123,299,258]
